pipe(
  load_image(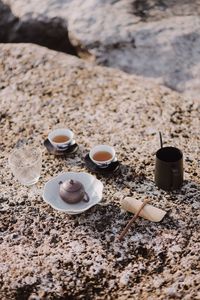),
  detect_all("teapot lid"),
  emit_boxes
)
[61,179,83,192]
